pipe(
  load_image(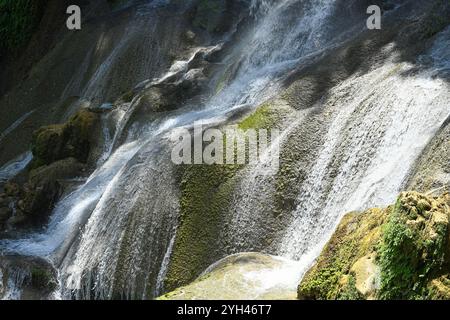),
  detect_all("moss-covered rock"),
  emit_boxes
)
[0,255,57,300]
[164,100,289,292]
[298,207,387,300]
[238,103,282,131]
[31,109,99,168]
[298,191,450,300]
[1,158,85,226]
[378,192,449,299]
[160,253,299,300]
[19,158,85,219]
